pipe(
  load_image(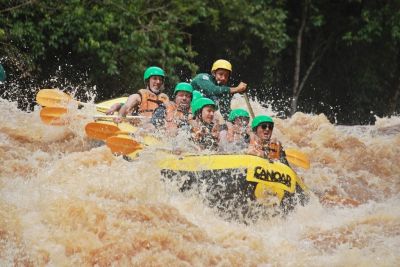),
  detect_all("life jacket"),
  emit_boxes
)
[190,119,220,151]
[164,101,192,130]
[268,142,281,160]
[135,89,169,117]
[248,135,282,160]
